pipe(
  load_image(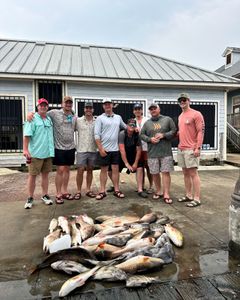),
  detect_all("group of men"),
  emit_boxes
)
[23,93,205,209]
